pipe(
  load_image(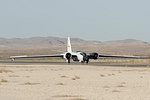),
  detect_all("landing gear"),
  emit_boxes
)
[86,58,89,64]
[65,53,71,64]
[83,56,89,64]
[67,58,70,64]
[81,58,89,64]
